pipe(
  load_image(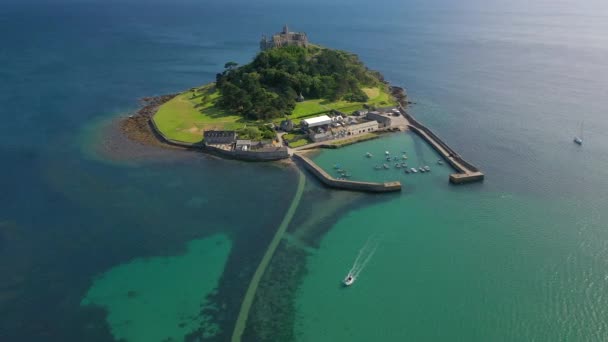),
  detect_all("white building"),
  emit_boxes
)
[302,115,332,129]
